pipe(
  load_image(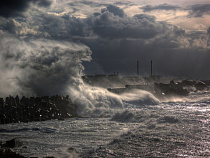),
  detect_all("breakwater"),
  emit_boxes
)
[0,95,78,124]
